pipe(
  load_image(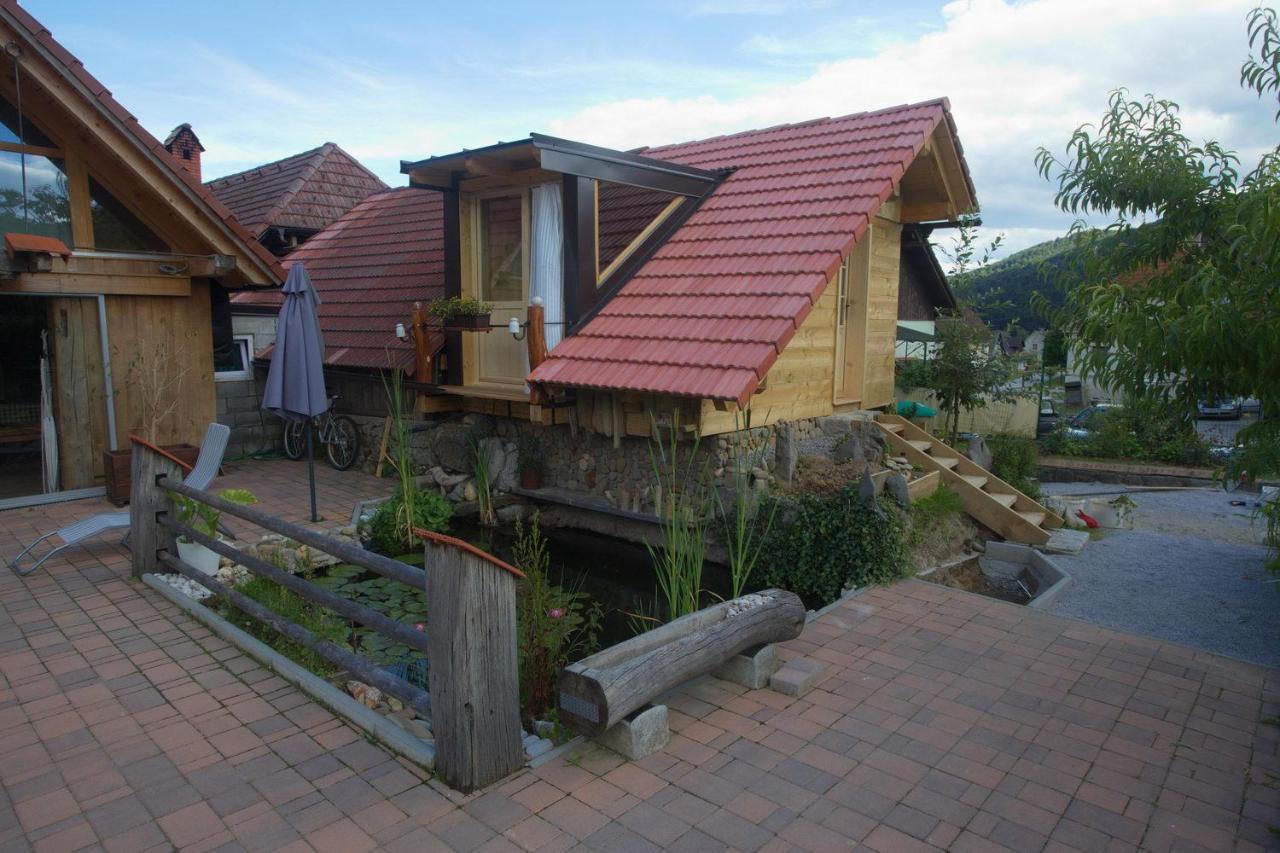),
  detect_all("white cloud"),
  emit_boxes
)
[549,0,1267,259]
